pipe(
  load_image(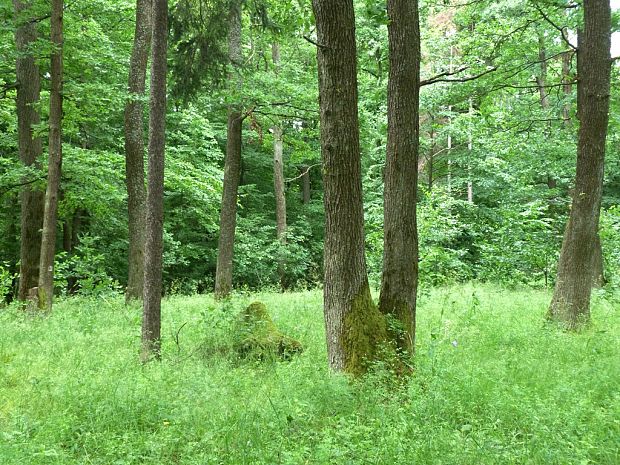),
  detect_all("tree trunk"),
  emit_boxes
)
[312,0,386,376]
[14,0,44,301]
[548,0,611,328]
[273,125,287,290]
[536,34,550,110]
[562,44,574,127]
[124,0,151,301]
[141,0,167,361]
[214,0,243,299]
[379,0,420,356]
[592,233,605,288]
[37,0,63,311]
